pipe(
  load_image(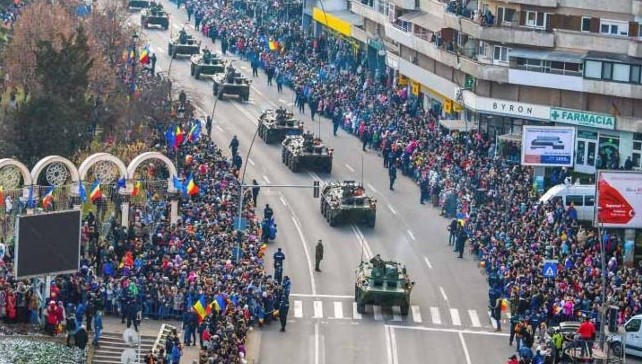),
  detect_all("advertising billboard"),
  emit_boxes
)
[521,126,575,167]
[596,171,642,228]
